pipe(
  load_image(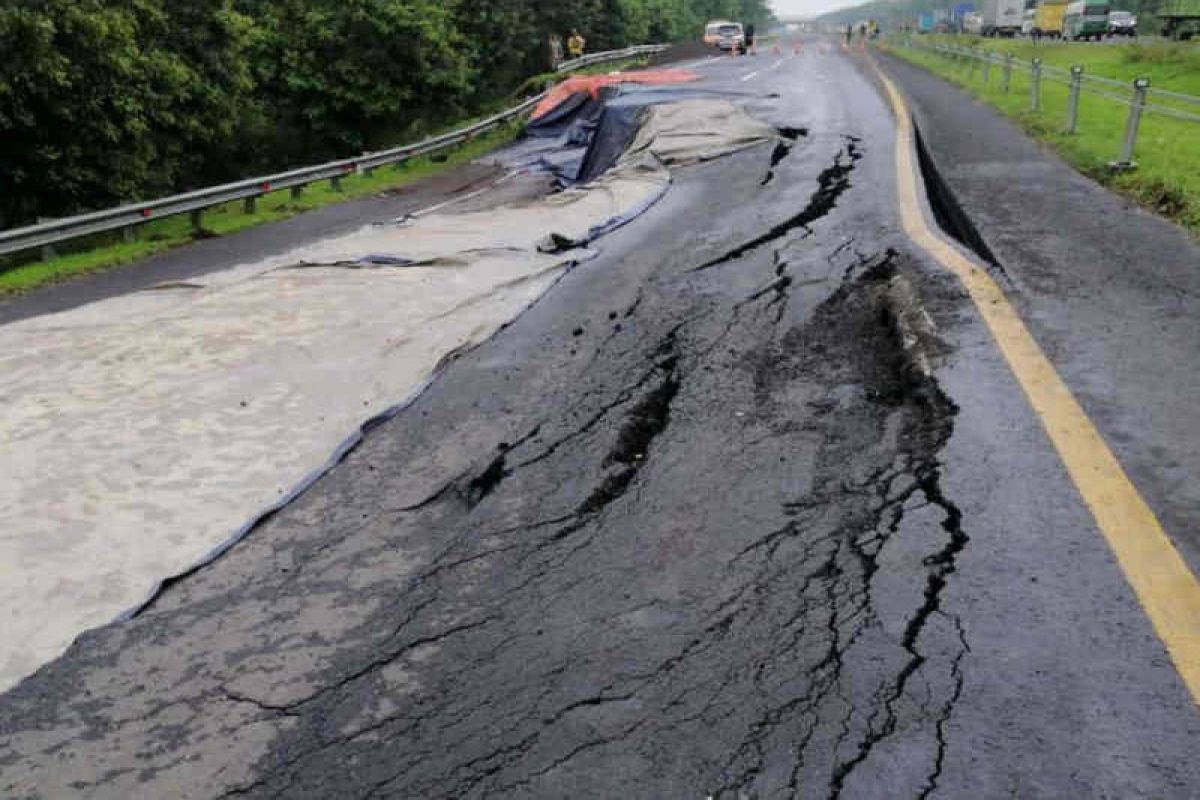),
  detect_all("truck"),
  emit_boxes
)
[1159,0,1200,39]
[1063,0,1110,39]
[1032,0,1068,37]
[951,3,977,31]
[918,11,935,32]
[980,0,1025,35]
